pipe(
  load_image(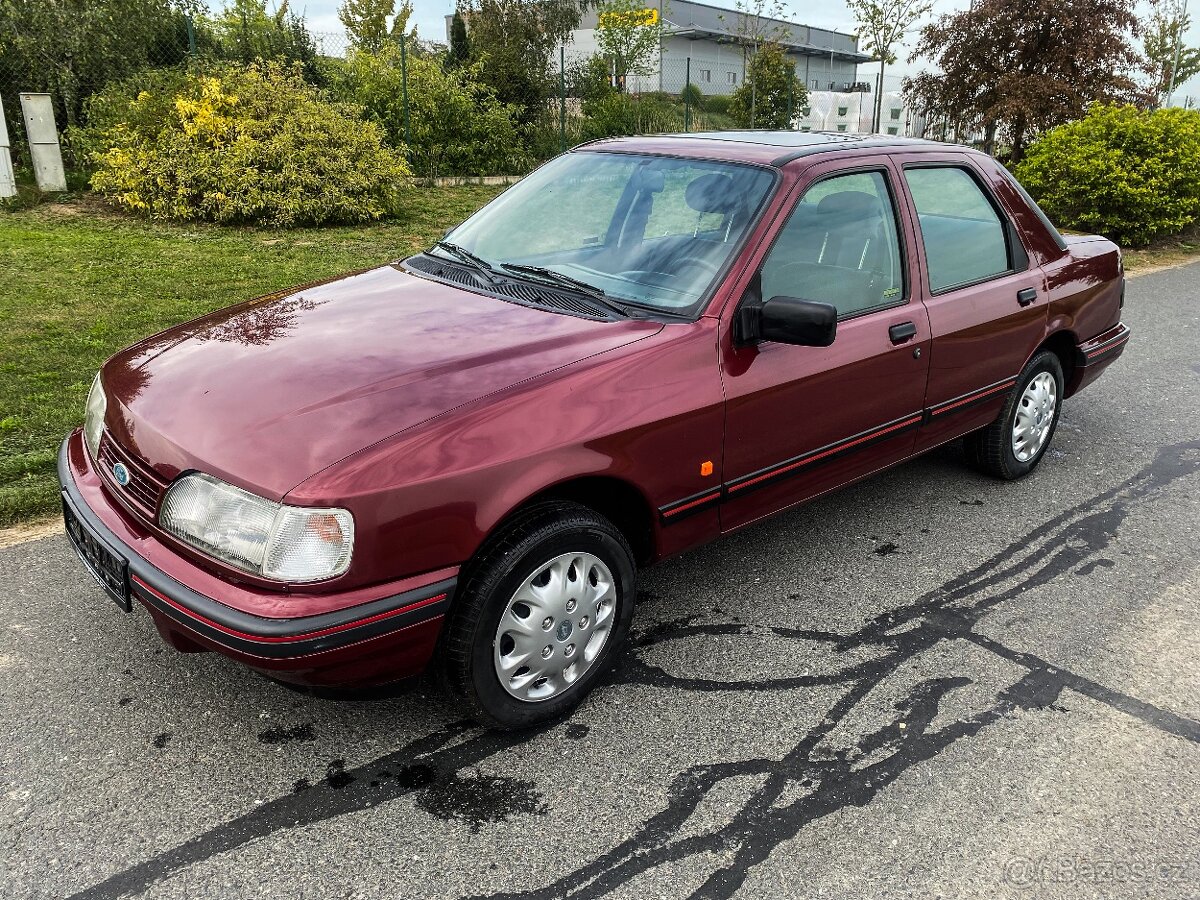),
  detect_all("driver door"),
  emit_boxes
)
[719,159,931,532]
